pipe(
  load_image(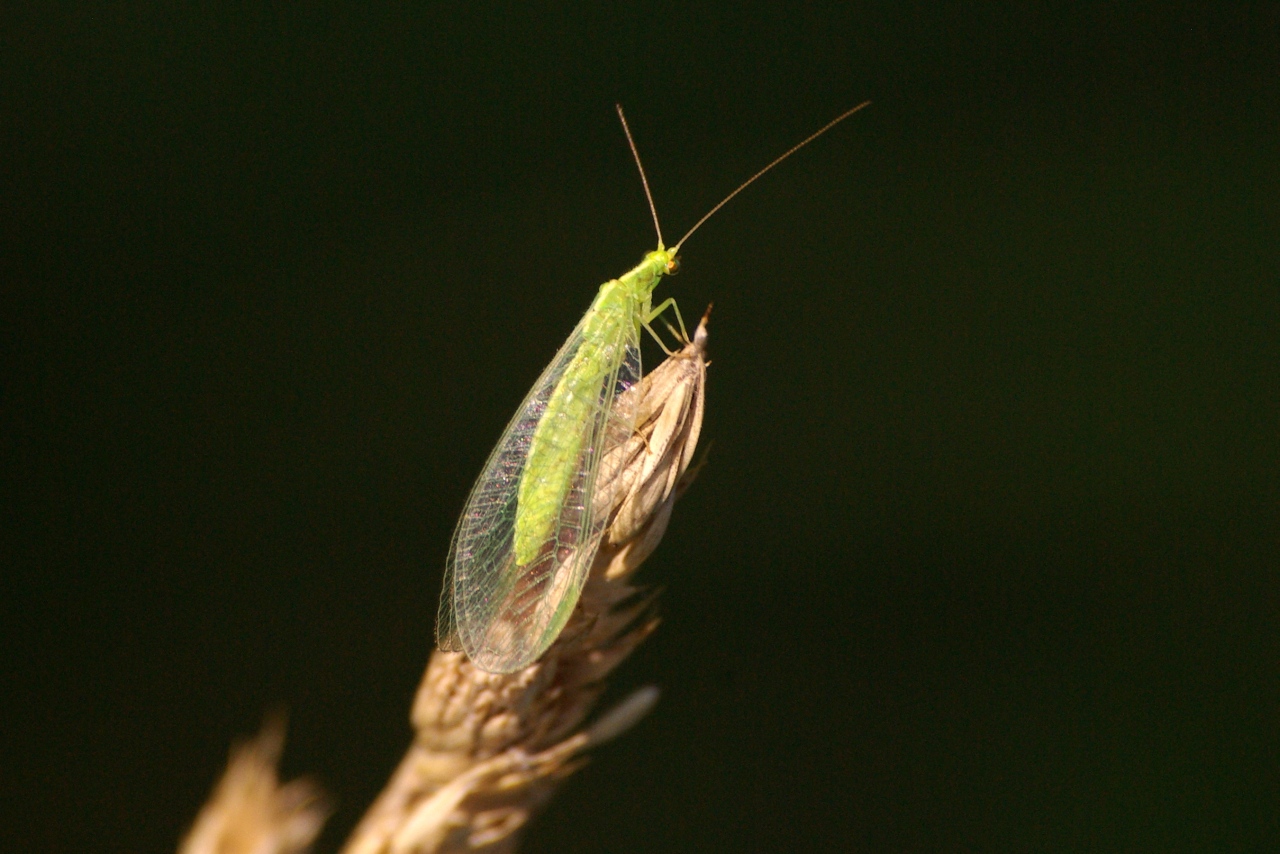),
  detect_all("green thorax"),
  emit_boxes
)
[618,246,676,306]
[512,246,677,565]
